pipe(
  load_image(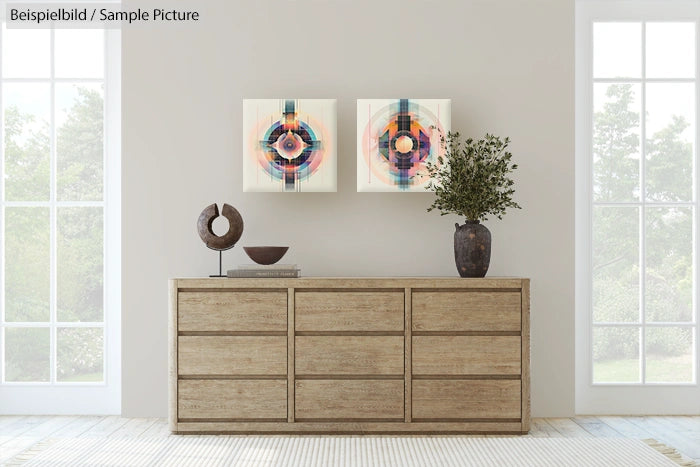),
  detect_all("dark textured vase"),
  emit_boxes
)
[454,221,491,278]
